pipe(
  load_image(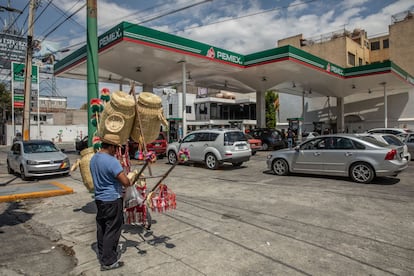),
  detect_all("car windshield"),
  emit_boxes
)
[245,134,253,139]
[23,142,59,153]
